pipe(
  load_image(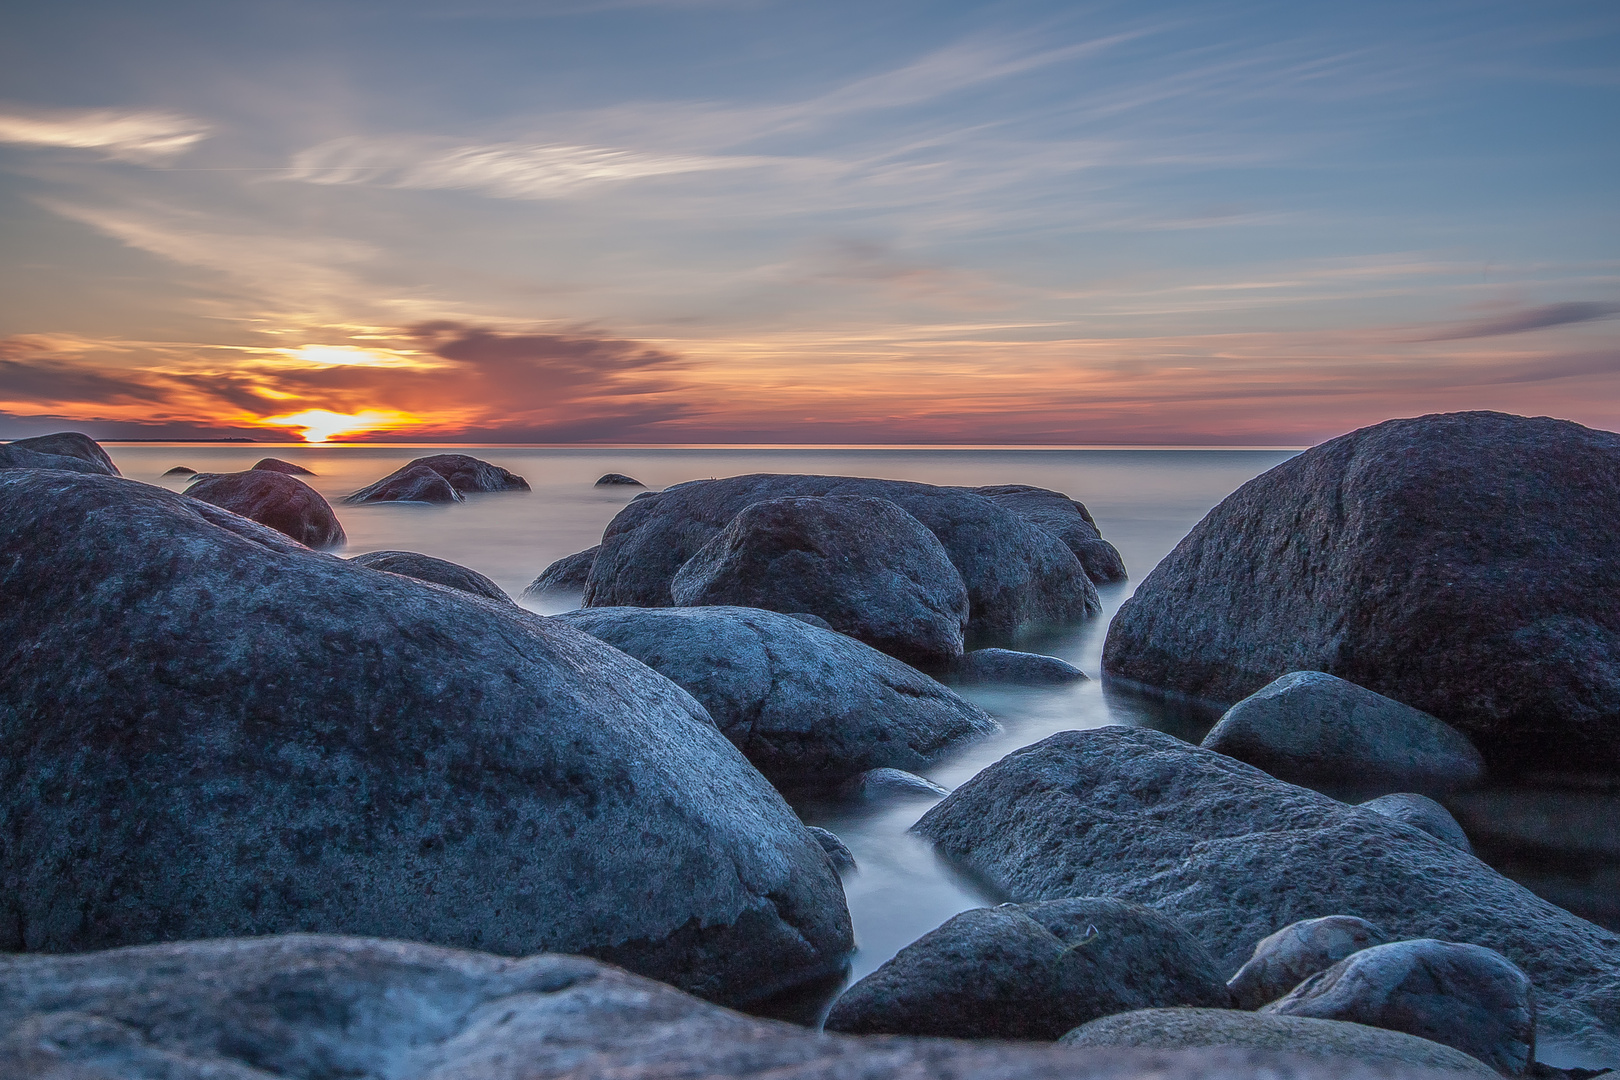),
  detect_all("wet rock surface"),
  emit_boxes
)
[349,549,510,602]
[554,606,996,789]
[1263,939,1536,1076]
[1228,916,1390,1010]
[946,647,1087,685]
[1200,672,1486,797]
[807,827,857,873]
[250,457,315,475]
[524,545,598,600]
[965,483,1128,584]
[824,897,1230,1040]
[0,472,851,1010]
[913,726,1620,1062]
[584,473,1101,646]
[0,431,120,476]
[1361,794,1473,854]
[596,472,644,486]
[1102,411,1620,775]
[344,463,463,504]
[348,453,528,503]
[840,767,950,802]
[0,935,1477,1080]
[669,495,970,668]
[185,469,347,548]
